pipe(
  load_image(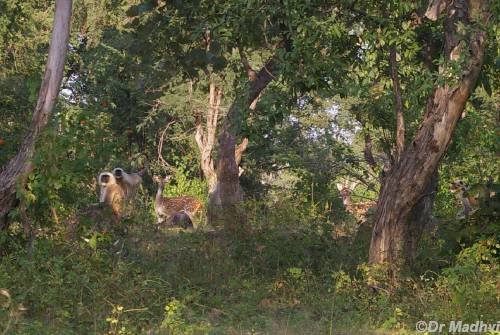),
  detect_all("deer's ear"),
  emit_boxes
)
[336,183,343,191]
